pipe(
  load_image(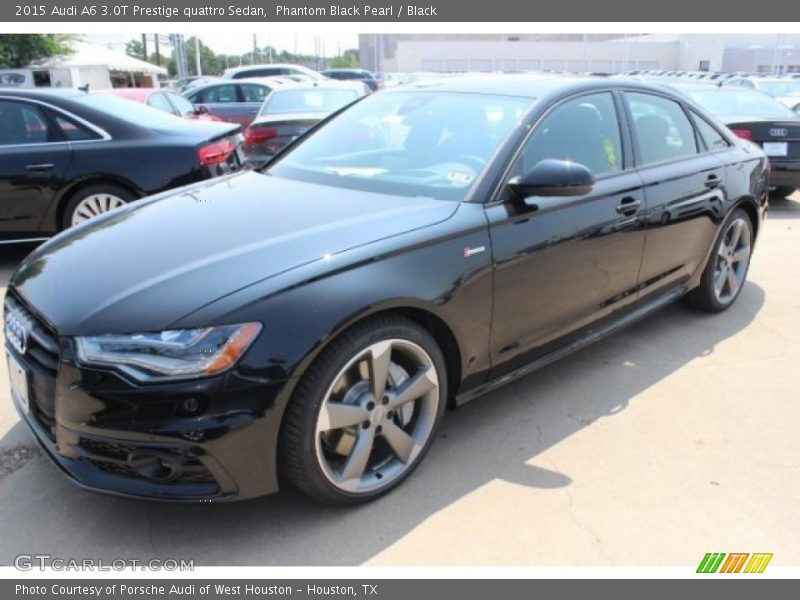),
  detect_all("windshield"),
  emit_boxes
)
[686,89,797,119]
[267,91,530,201]
[76,93,177,126]
[758,80,800,97]
[261,88,361,115]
